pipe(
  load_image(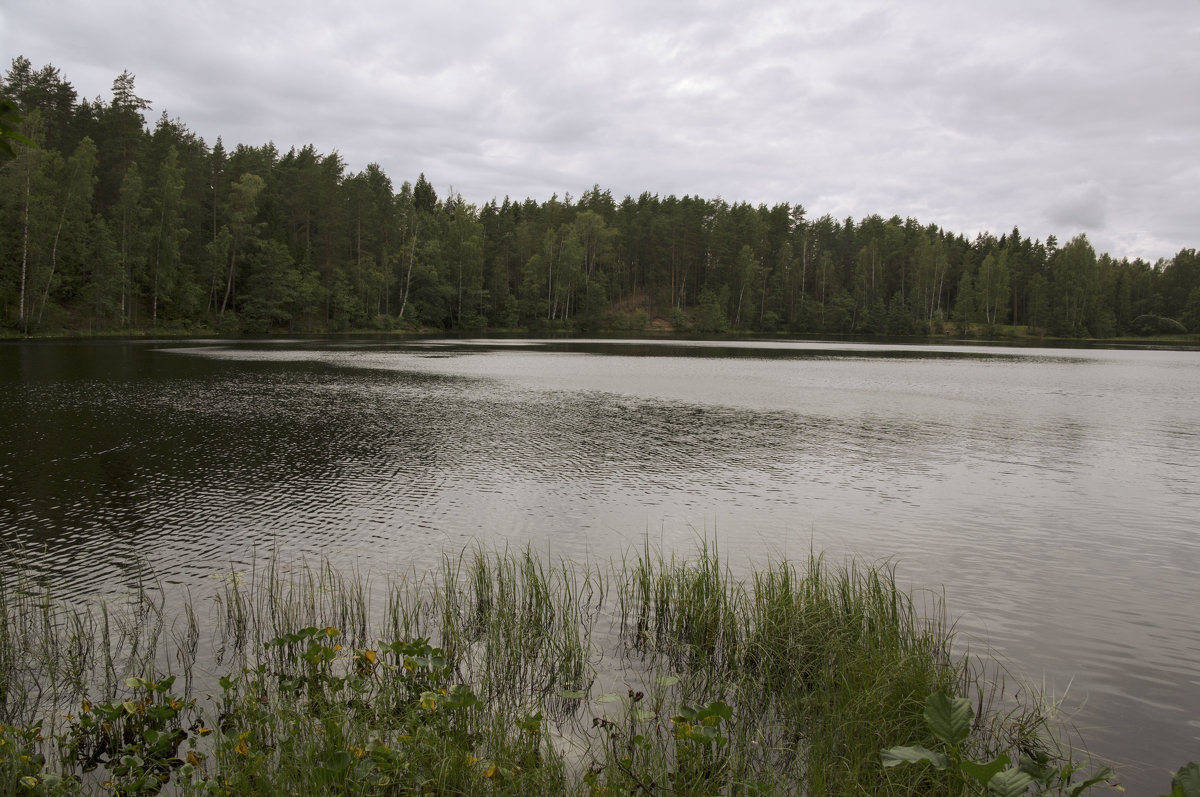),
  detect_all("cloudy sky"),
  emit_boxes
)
[3,0,1197,260]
